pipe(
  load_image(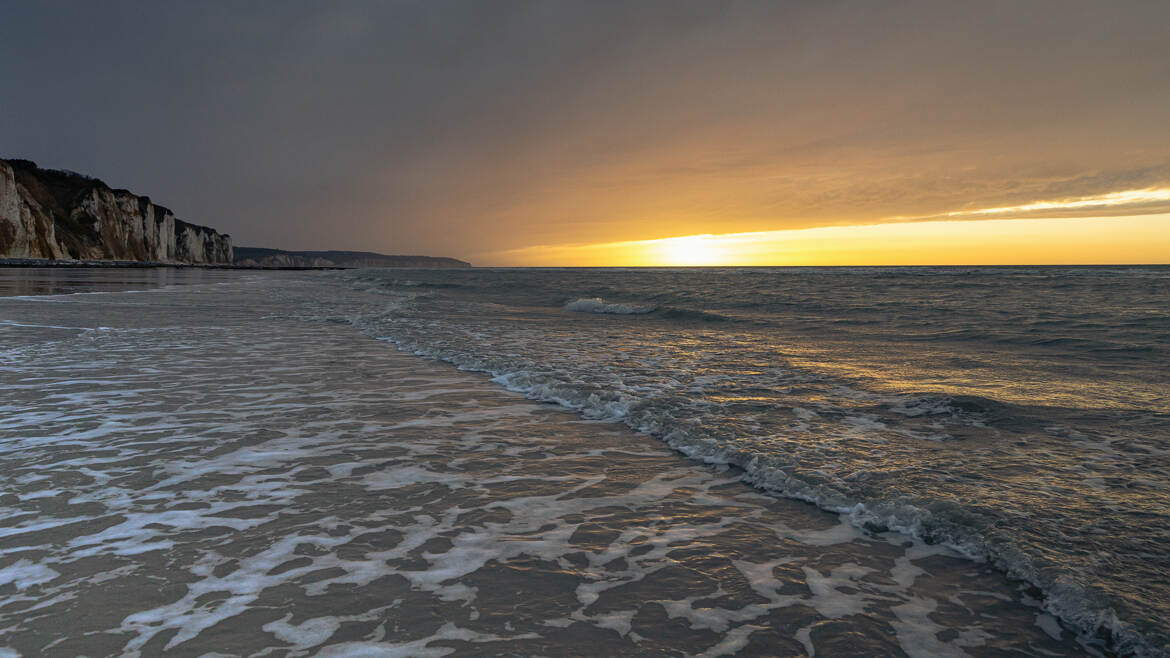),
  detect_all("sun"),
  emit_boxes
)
[657,235,722,266]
